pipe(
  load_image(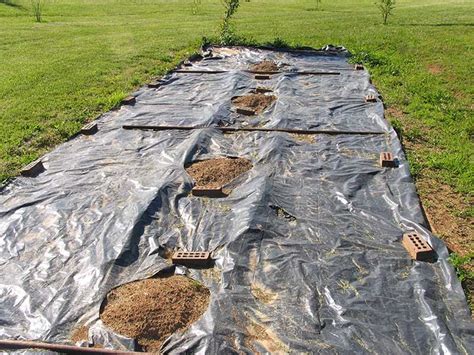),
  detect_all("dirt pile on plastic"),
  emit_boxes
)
[186,157,252,189]
[232,94,276,113]
[100,276,210,352]
[250,60,279,72]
